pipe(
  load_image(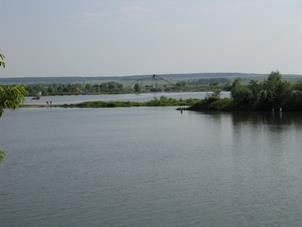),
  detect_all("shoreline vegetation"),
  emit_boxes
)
[22,80,230,97]
[19,72,302,112]
[189,71,302,112]
[21,96,200,108]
